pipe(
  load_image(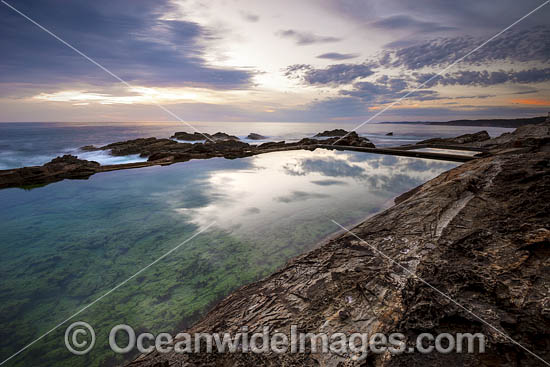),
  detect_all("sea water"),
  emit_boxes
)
[0,121,507,366]
[0,121,512,169]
